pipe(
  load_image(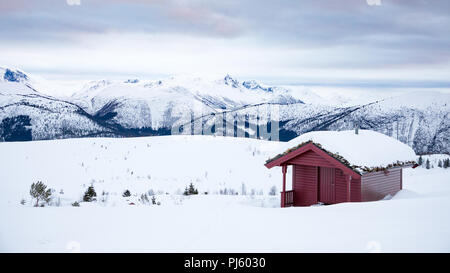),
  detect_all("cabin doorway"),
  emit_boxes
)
[319,167,336,204]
